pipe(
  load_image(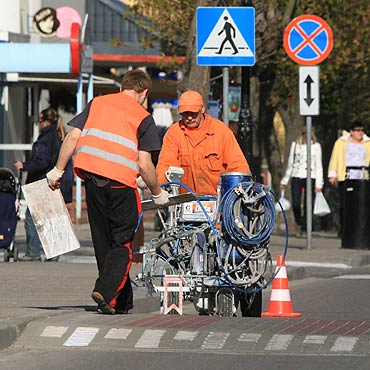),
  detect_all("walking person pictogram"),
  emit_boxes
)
[216,16,238,55]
